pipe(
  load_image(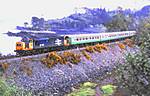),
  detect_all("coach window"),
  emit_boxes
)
[76,38,79,41]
